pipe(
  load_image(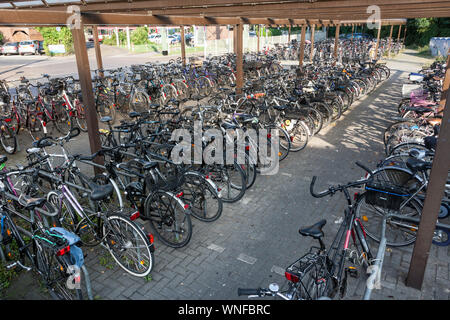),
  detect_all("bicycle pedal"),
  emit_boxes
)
[347,266,358,278]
